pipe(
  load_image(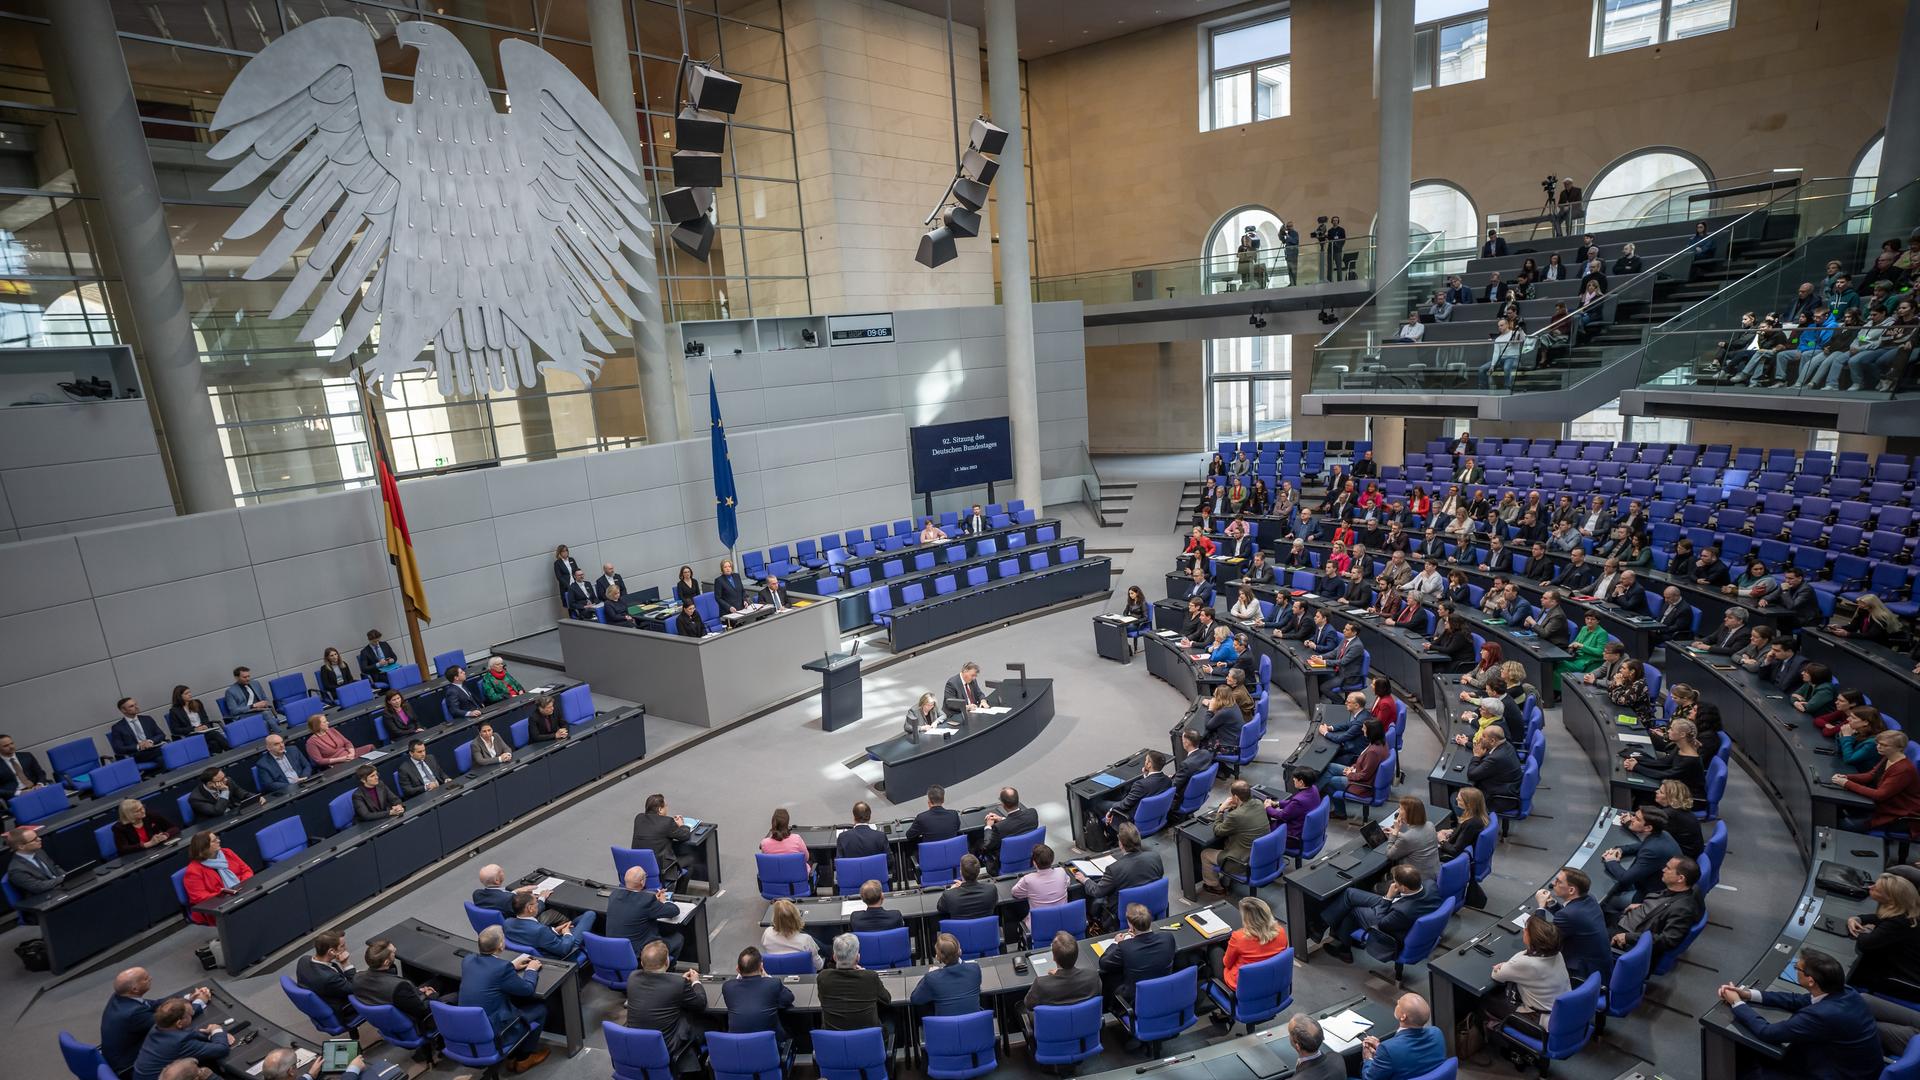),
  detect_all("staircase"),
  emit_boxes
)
[1176,479,1203,529]
[1095,480,1135,527]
